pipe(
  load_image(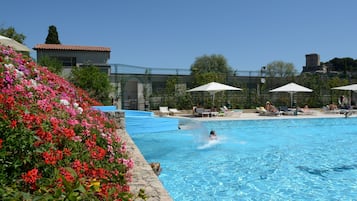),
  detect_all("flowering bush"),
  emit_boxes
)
[0,46,136,200]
